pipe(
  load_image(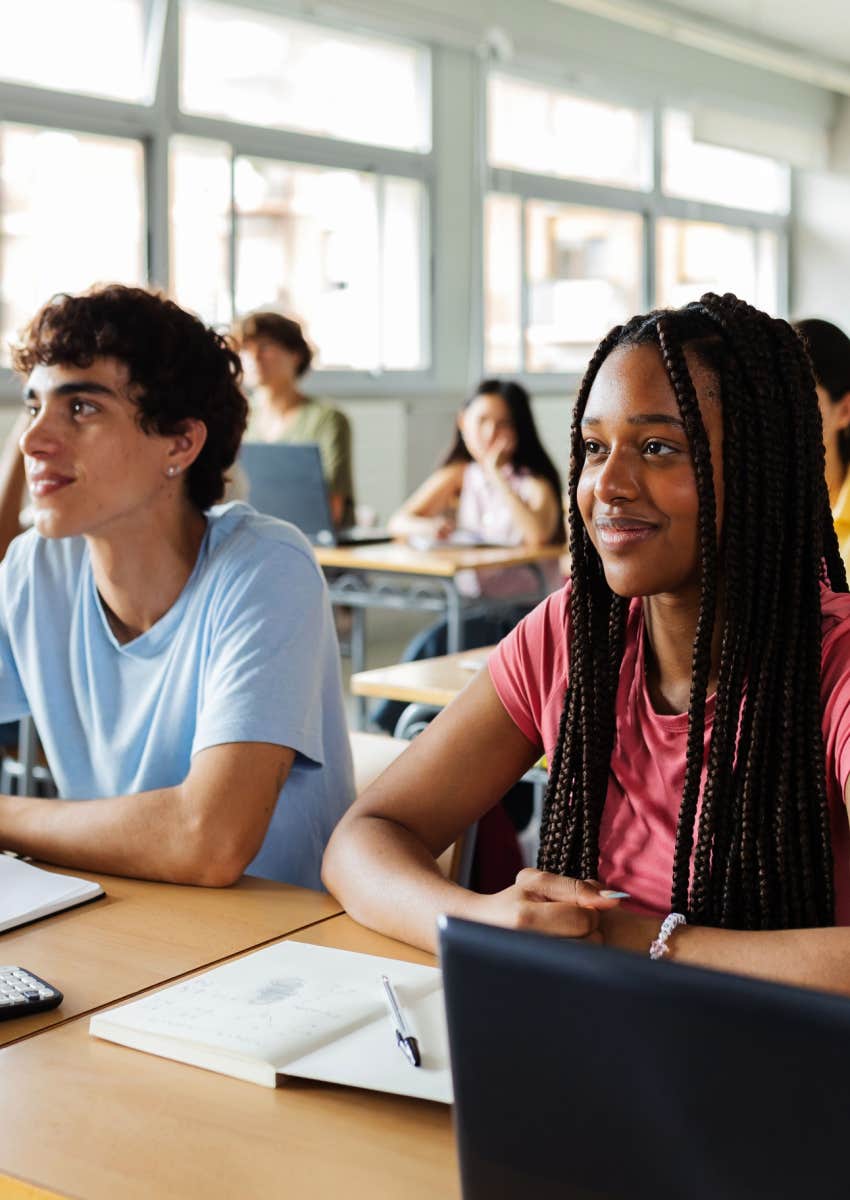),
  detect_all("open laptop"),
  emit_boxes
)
[239,443,391,546]
[439,915,850,1199]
